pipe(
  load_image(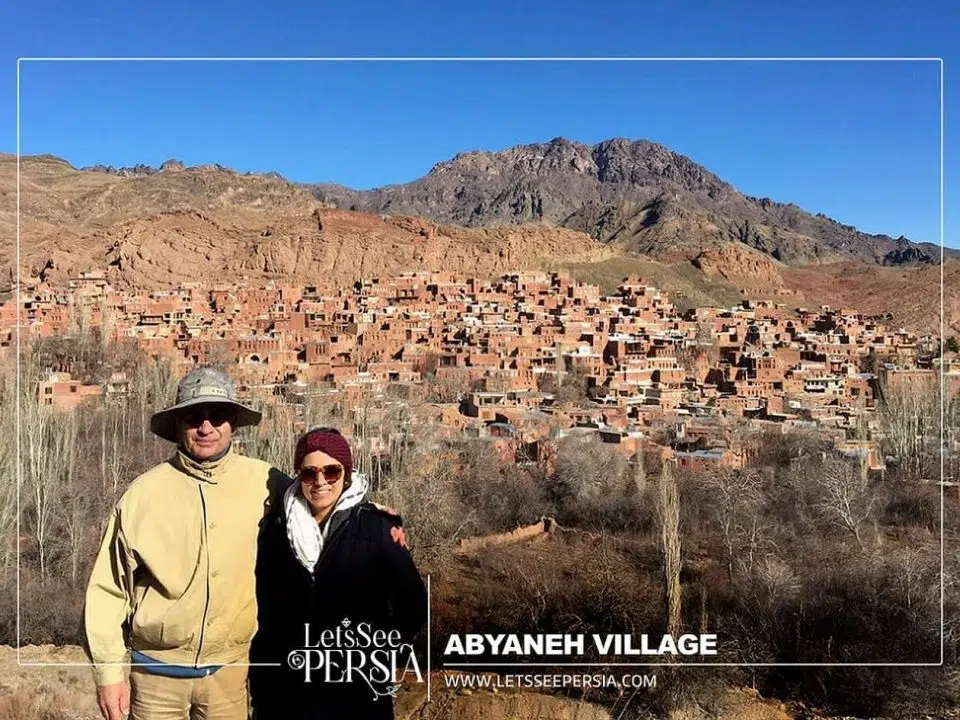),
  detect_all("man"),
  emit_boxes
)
[84,366,289,720]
